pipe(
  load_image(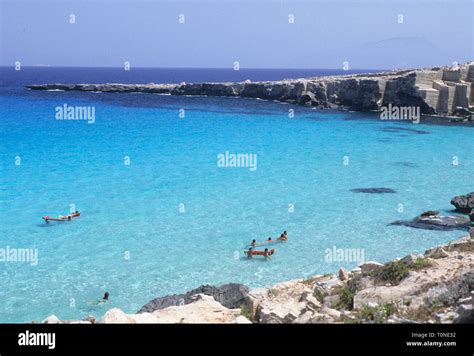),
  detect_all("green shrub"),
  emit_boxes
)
[356,303,397,323]
[371,260,409,285]
[240,304,253,322]
[334,285,355,310]
[410,257,432,270]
